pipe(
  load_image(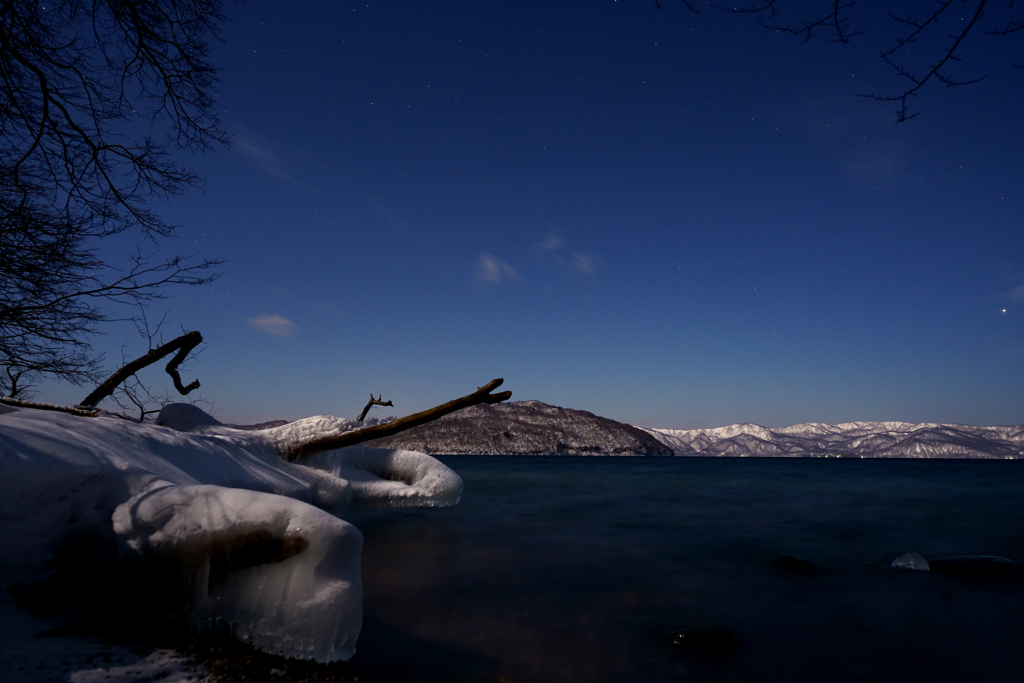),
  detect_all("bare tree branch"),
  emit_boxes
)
[80,330,202,407]
[664,0,1020,121]
[357,394,394,422]
[750,0,862,44]
[99,309,211,420]
[987,20,1024,35]
[1,0,226,388]
[855,0,989,121]
[287,379,513,461]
